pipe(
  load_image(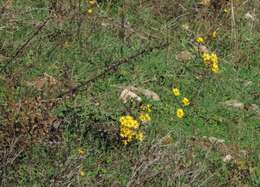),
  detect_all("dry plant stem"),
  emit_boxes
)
[77,0,83,51]
[127,139,164,187]
[230,0,238,59]
[119,2,126,58]
[0,17,51,73]
[57,42,169,99]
